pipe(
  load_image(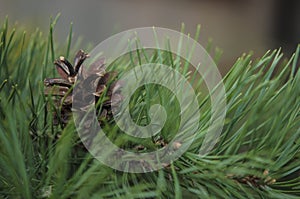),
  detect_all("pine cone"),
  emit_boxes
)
[44,50,122,127]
